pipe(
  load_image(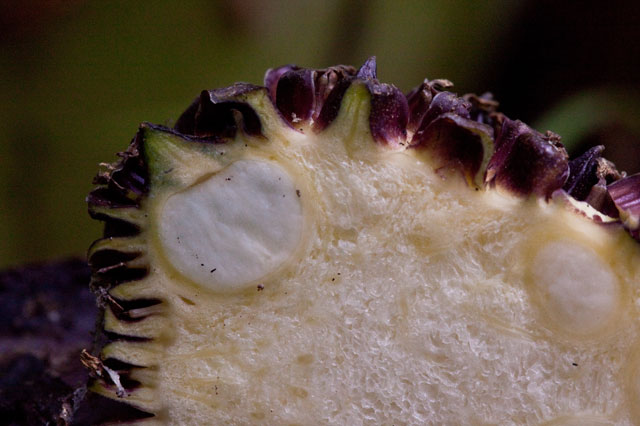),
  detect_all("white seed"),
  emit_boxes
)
[159,160,304,293]
[531,241,618,335]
